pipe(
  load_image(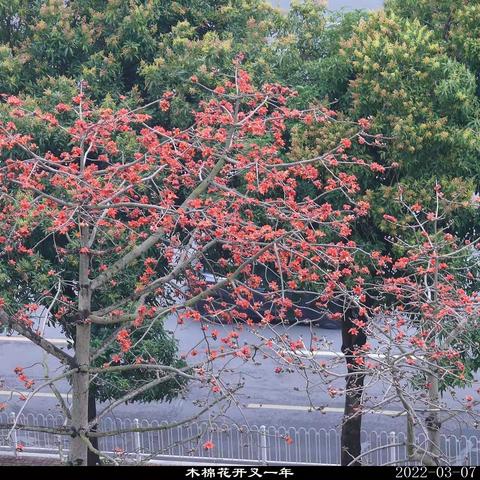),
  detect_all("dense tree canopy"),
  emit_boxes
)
[0,0,276,126]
